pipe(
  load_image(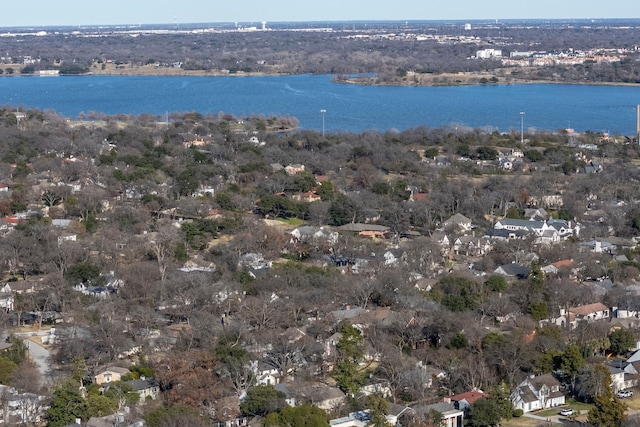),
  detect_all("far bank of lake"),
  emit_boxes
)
[1,74,639,135]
